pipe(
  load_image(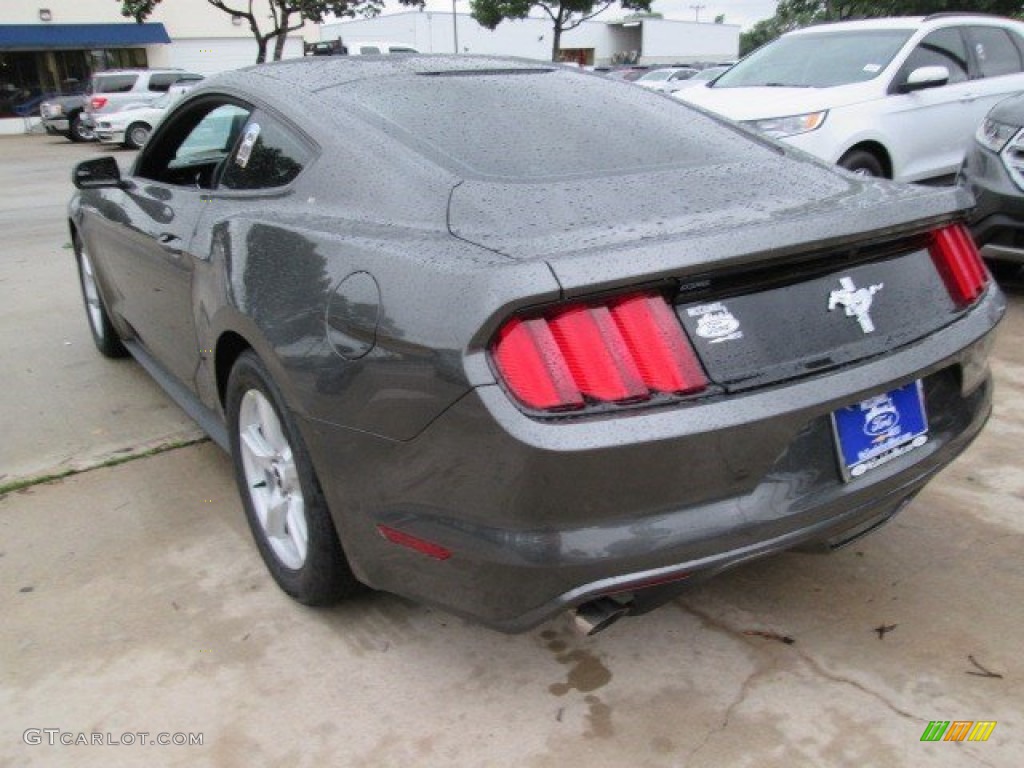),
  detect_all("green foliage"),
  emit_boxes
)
[470,0,654,60]
[741,0,1024,56]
